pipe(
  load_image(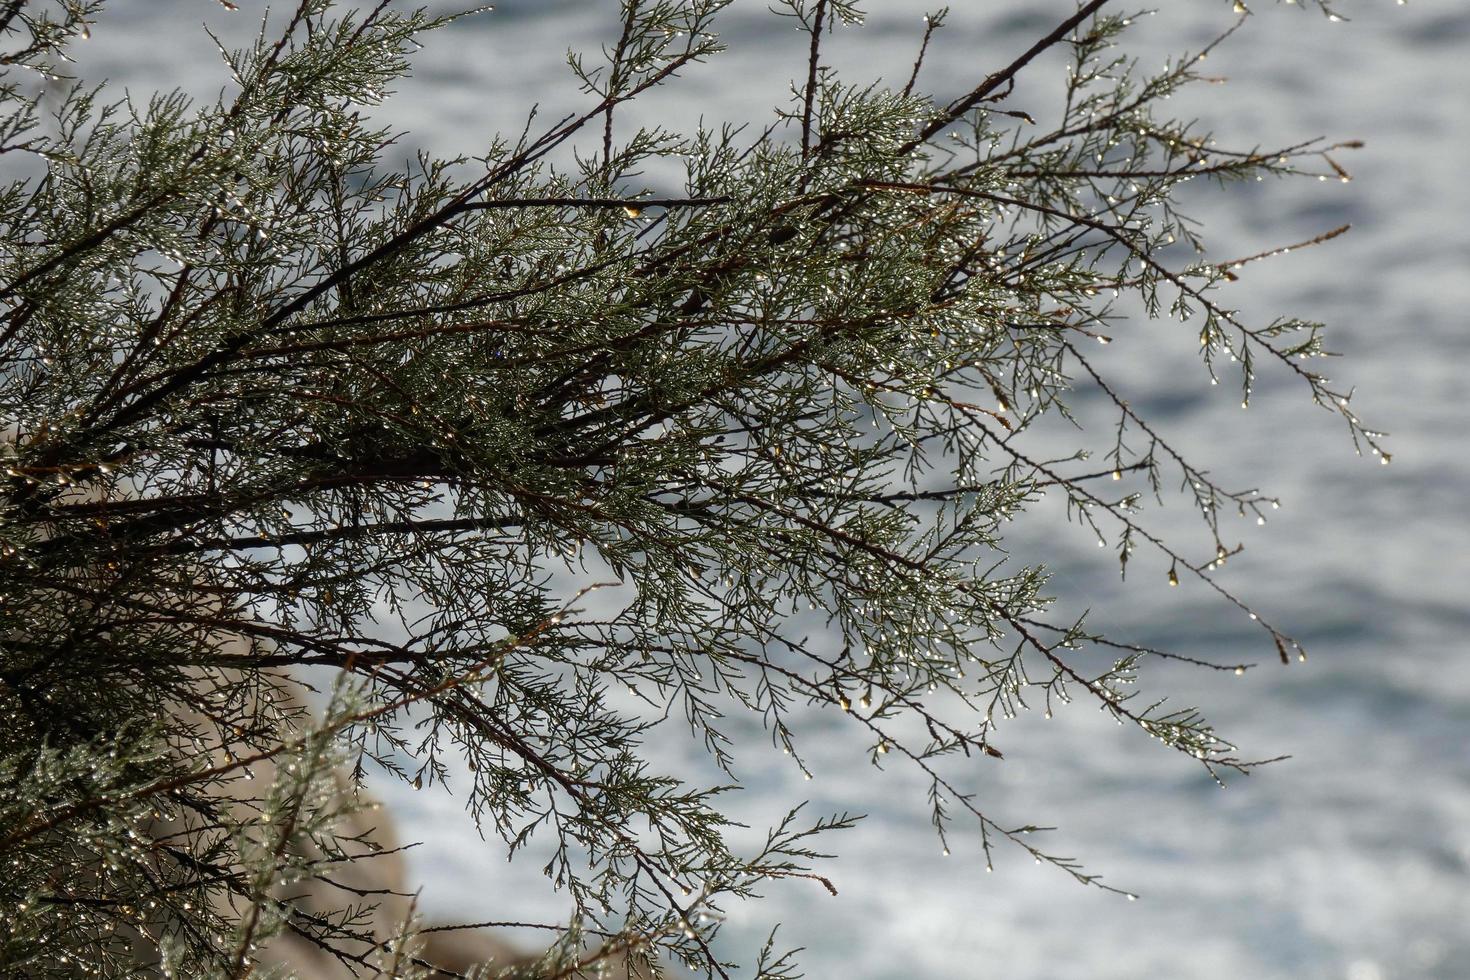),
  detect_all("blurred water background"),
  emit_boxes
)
[65,1,1469,977]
